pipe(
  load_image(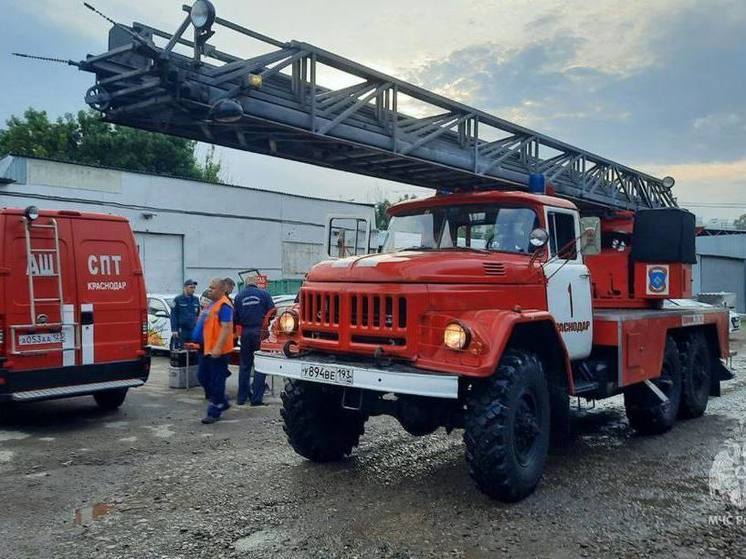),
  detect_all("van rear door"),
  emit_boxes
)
[5,212,77,371]
[71,216,144,365]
